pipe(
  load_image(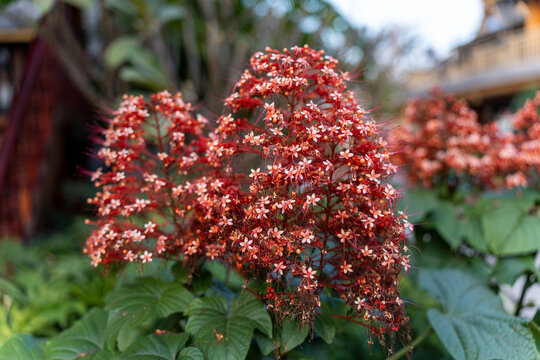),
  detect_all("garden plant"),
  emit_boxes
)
[0,48,540,360]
